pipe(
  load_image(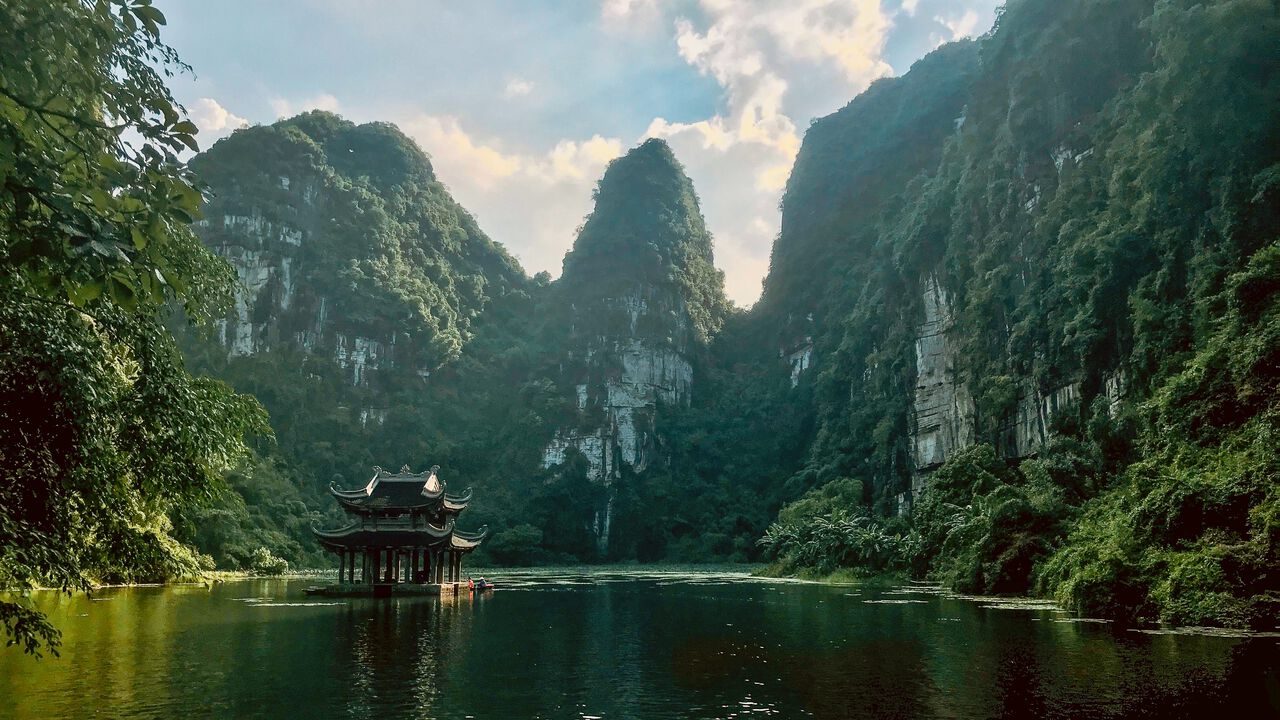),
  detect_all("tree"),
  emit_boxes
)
[0,0,267,657]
